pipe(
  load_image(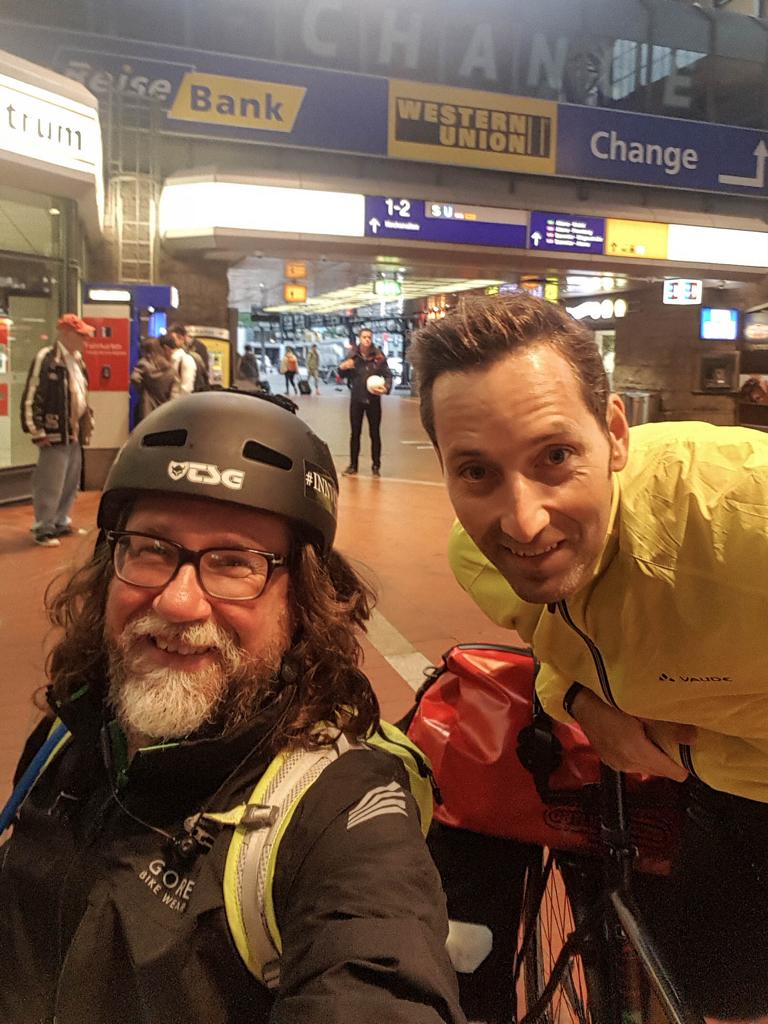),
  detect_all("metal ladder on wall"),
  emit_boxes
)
[101,87,162,284]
